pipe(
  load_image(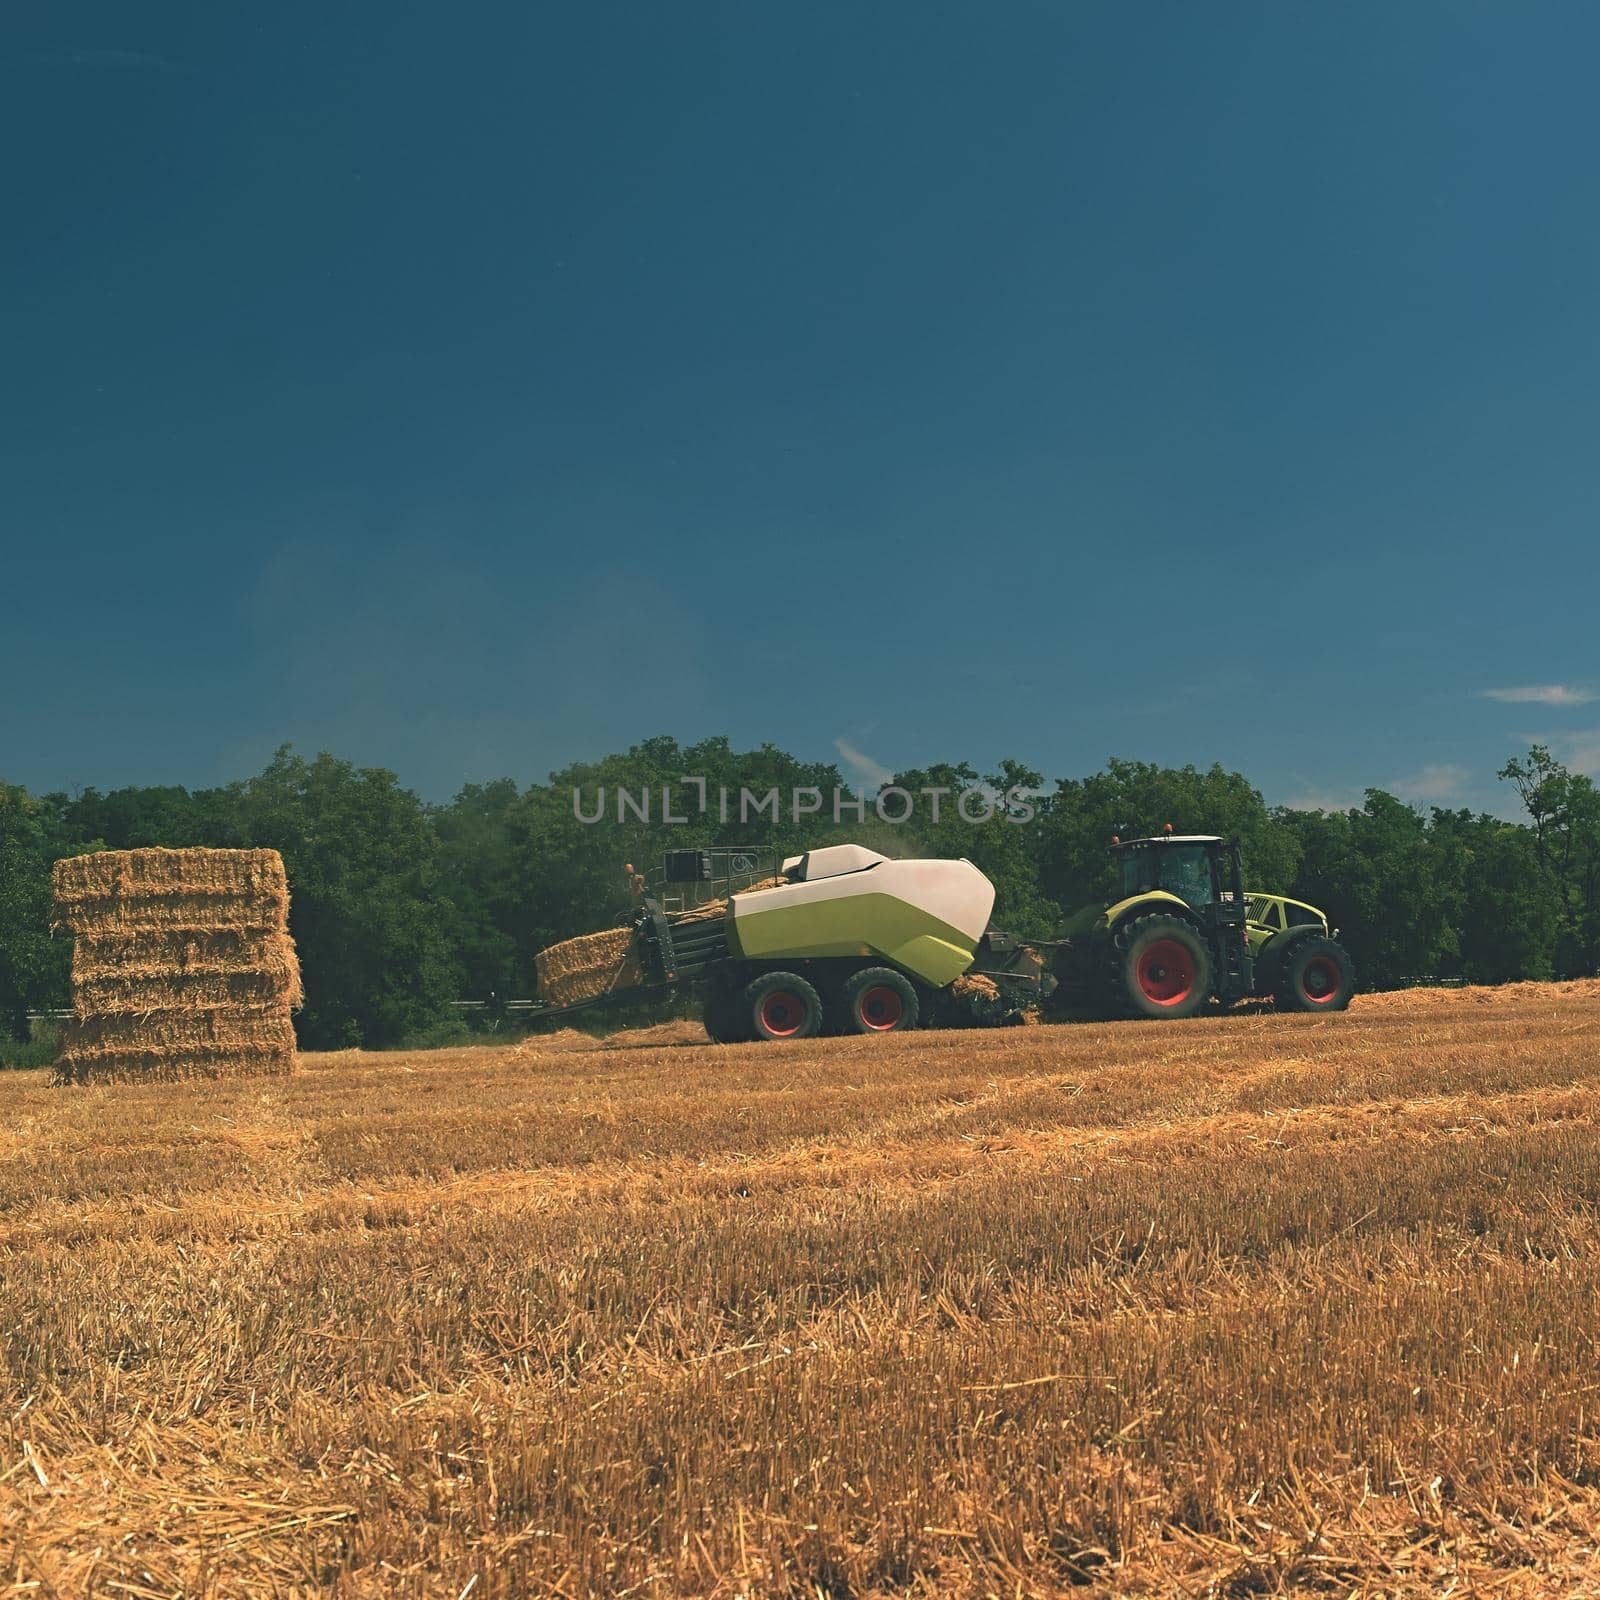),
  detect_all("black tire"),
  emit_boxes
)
[1111,914,1212,1020]
[838,967,920,1034]
[1274,938,1355,1013]
[702,983,750,1044]
[743,971,824,1041]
